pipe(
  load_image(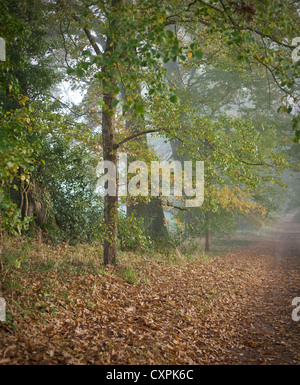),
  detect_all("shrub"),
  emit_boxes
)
[118,213,152,251]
